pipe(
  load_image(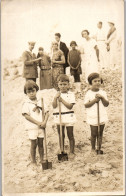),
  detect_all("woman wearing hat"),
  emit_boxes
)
[22,42,41,82]
[51,41,65,89]
[106,22,117,70]
[37,47,52,90]
[81,30,100,82]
